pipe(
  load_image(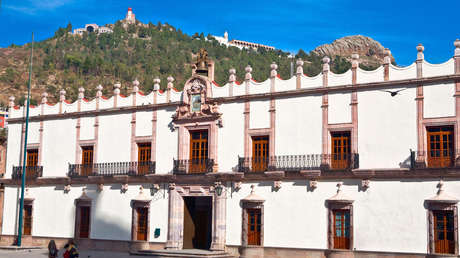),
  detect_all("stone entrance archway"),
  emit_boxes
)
[165,184,226,251]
